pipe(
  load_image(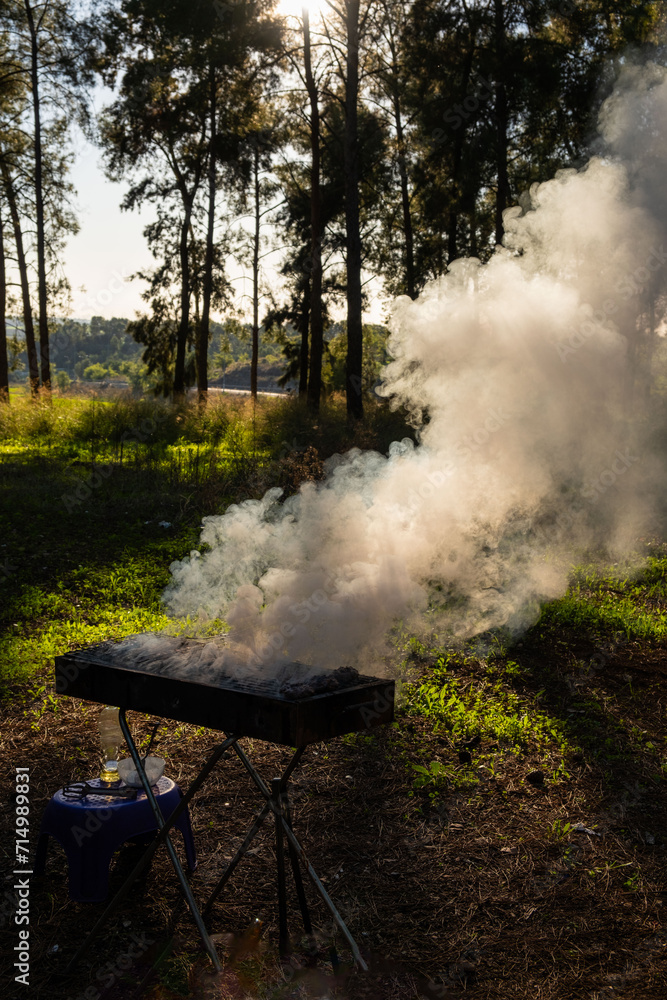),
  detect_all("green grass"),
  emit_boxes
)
[537,556,667,642]
[398,553,667,799]
[406,661,567,749]
[4,390,667,1000]
[3,388,667,799]
[0,388,414,693]
[0,542,187,688]
[0,392,257,690]
[402,651,572,797]
[0,386,414,455]
[539,592,667,642]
